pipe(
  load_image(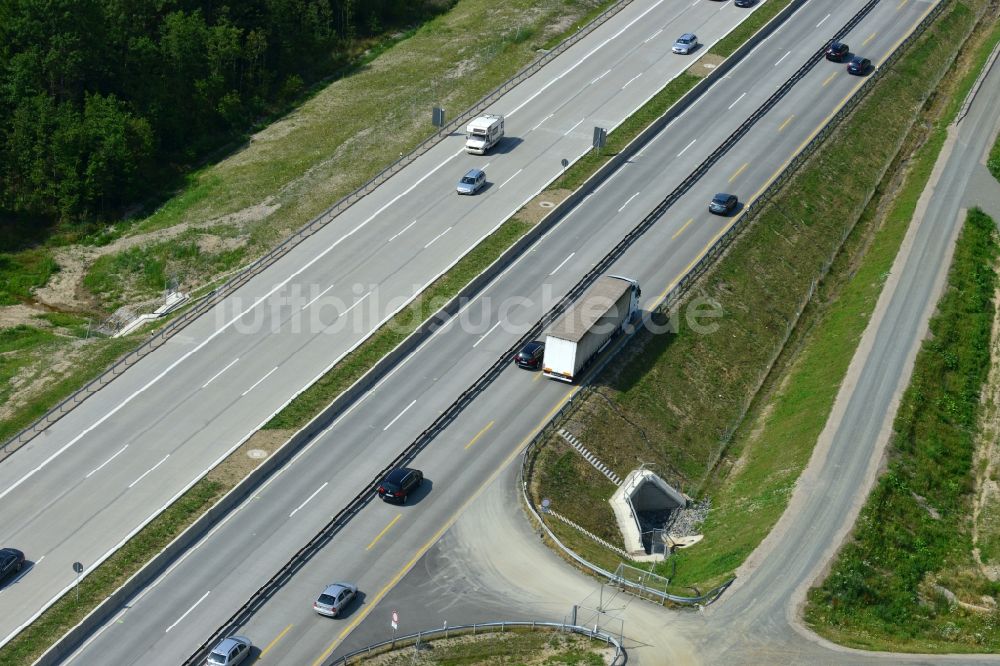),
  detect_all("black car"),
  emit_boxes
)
[825,42,849,62]
[847,56,871,75]
[377,468,423,503]
[0,548,25,582]
[708,193,738,215]
[734,0,756,7]
[515,341,545,369]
